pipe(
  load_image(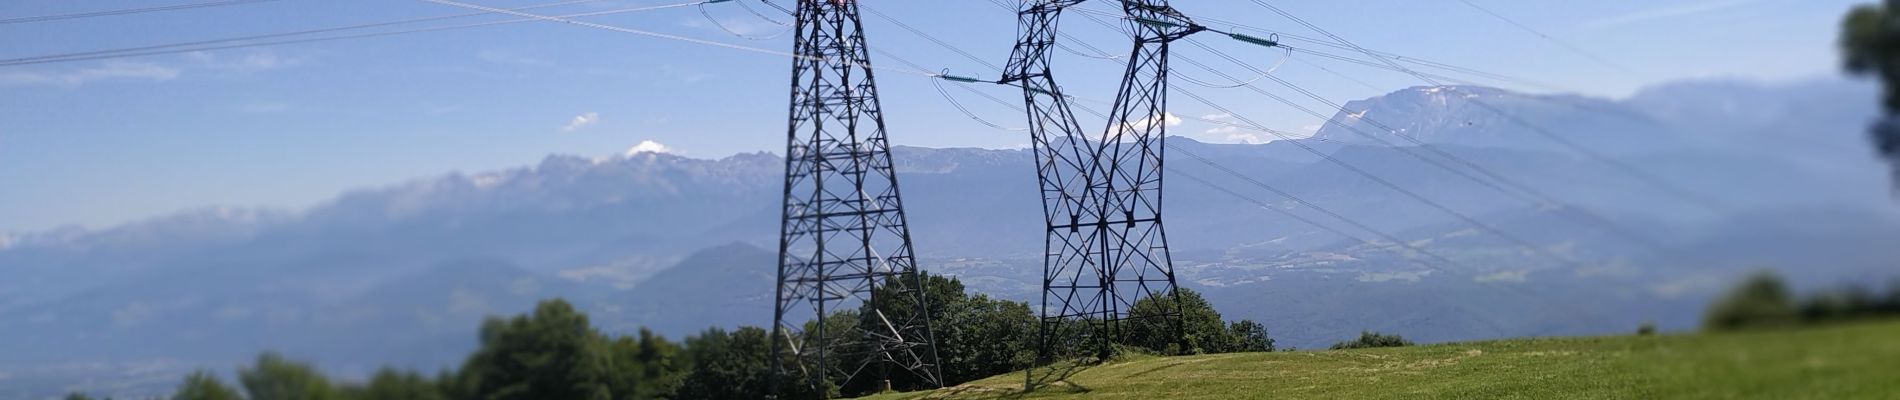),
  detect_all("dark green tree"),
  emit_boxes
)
[1798,285,1880,322]
[238,353,336,400]
[675,326,805,399]
[1227,320,1275,353]
[604,328,687,400]
[339,368,444,400]
[937,293,1037,385]
[1121,288,1232,354]
[1330,331,1413,350]
[1841,1,1900,184]
[173,370,242,400]
[455,299,613,400]
[863,272,1036,389]
[1704,271,1799,331]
